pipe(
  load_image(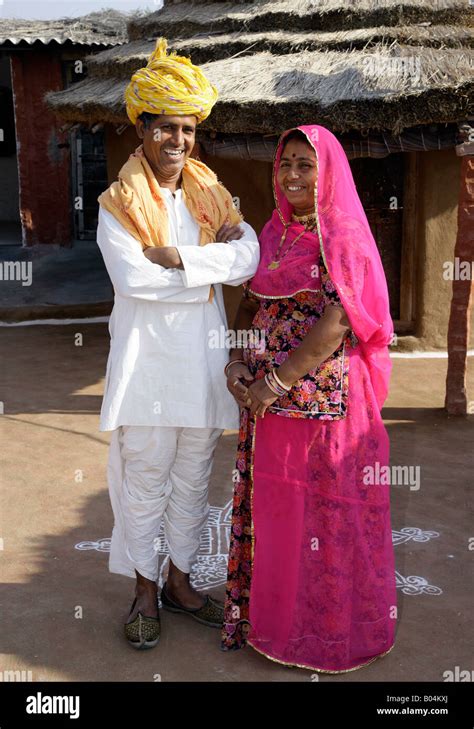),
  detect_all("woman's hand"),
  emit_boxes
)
[216,223,244,243]
[226,363,254,407]
[144,246,183,269]
[247,378,279,418]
